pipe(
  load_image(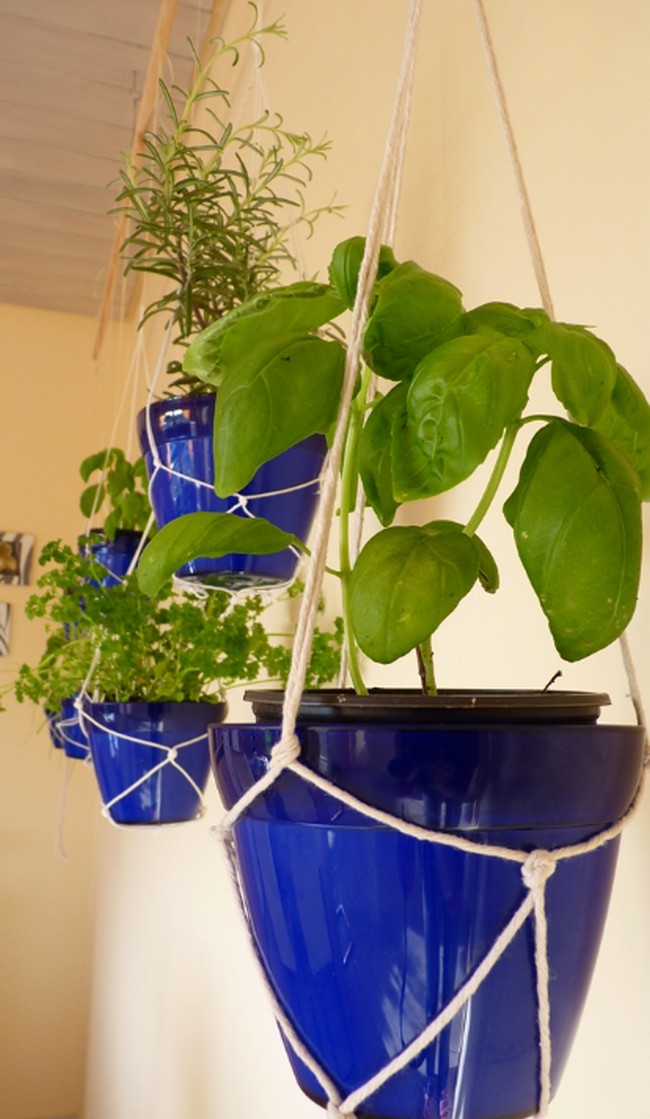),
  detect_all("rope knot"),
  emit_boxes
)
[167,746,179,763]
[270,732,301,771]
[522,850,557,891]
